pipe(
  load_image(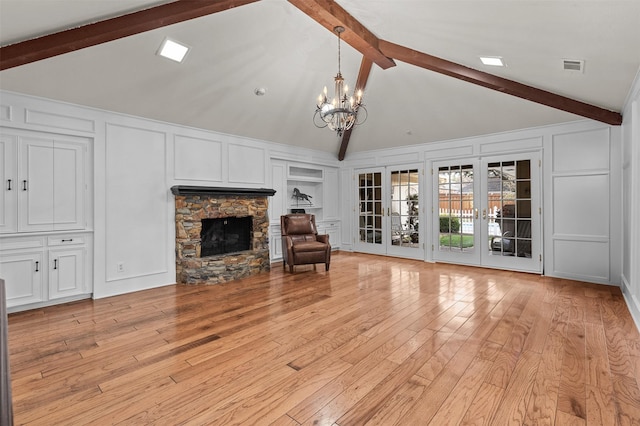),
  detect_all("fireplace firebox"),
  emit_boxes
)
[201,216,252,257]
